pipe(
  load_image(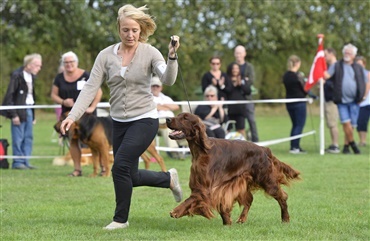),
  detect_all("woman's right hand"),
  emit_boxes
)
[60,118,74,135]
[168,35,180,56]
